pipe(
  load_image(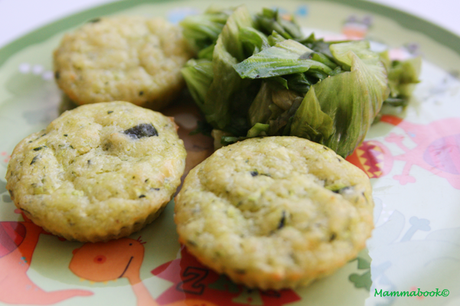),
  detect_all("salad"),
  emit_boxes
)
[180,5,421,158]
